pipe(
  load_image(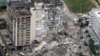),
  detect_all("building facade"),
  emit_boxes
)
[90,8,100,38]
[7,0,63,49]
[7,0,48,48]
[7,1,34,48]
